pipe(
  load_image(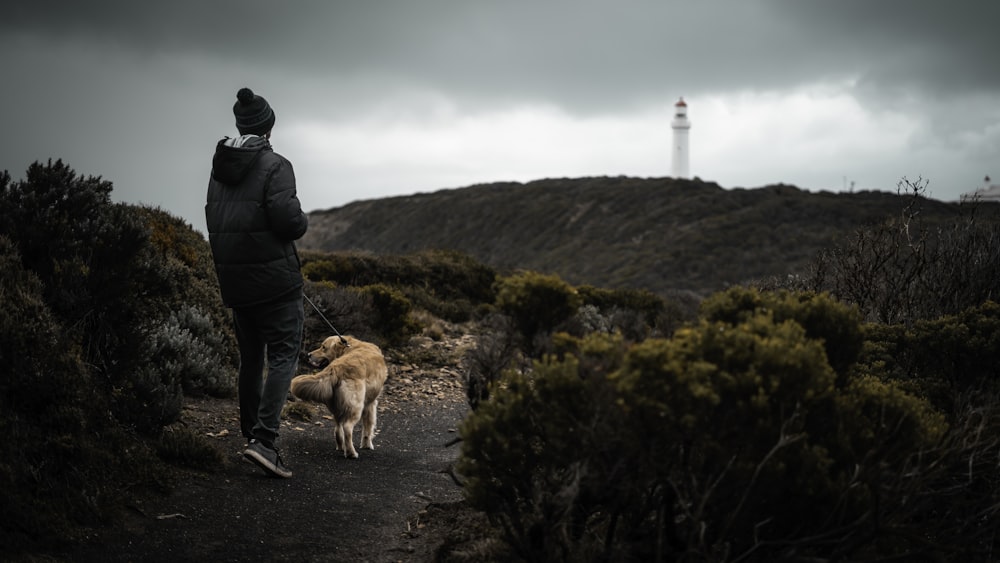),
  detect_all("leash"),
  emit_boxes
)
[303,293,350,346]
